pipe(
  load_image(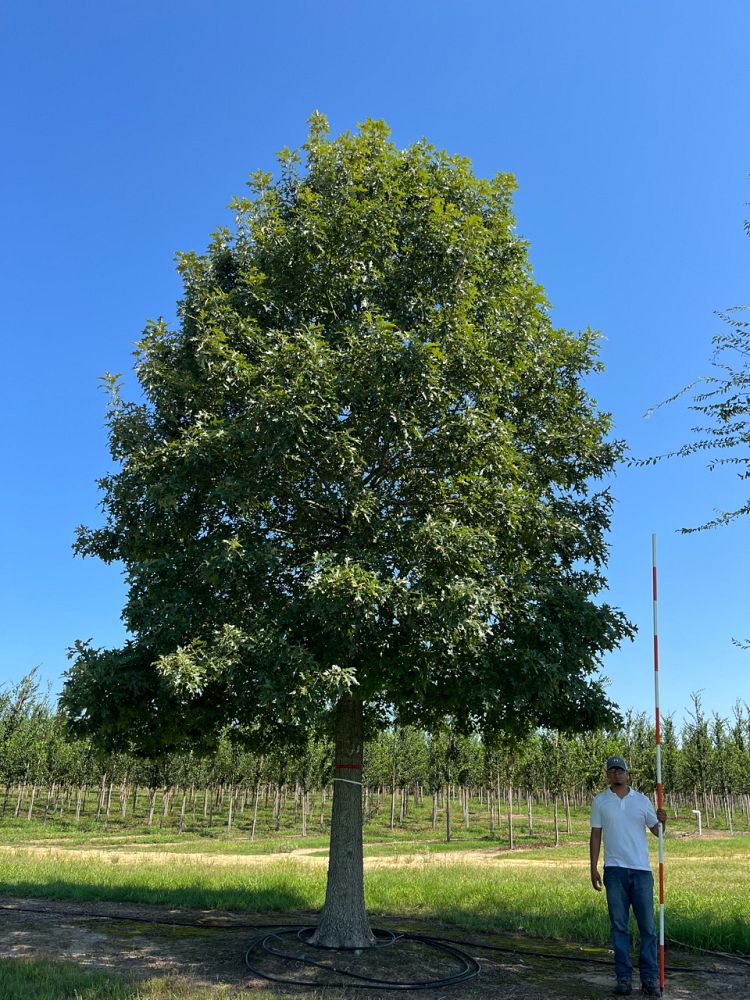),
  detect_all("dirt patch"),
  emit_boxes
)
[0,895,747,998]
